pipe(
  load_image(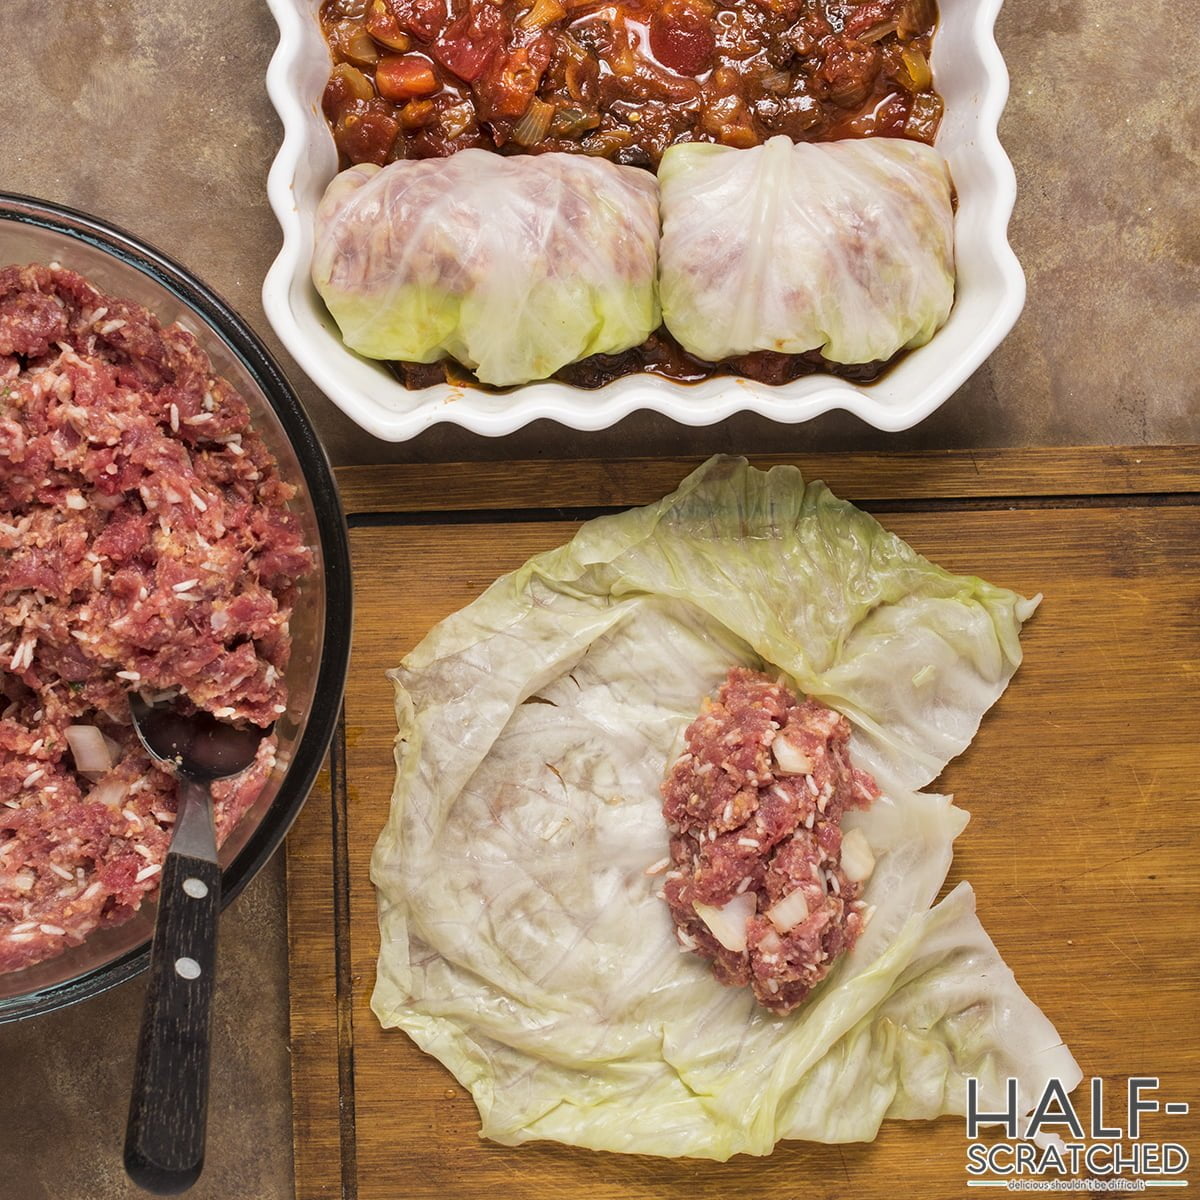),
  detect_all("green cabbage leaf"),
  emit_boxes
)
[658,136,955,364]
[312,151,660,387]
[371,457,1079,1159]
